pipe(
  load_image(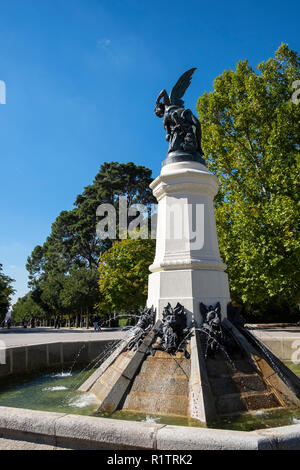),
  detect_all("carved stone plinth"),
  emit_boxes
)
[147,161,230,325]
